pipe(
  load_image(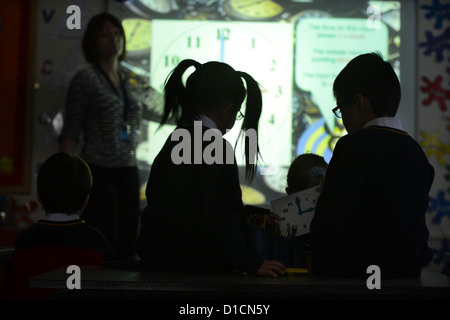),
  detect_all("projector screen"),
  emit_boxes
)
[109,0,415,207]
